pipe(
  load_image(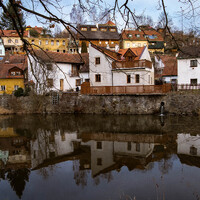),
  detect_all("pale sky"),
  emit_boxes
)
[24,0,199,33]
